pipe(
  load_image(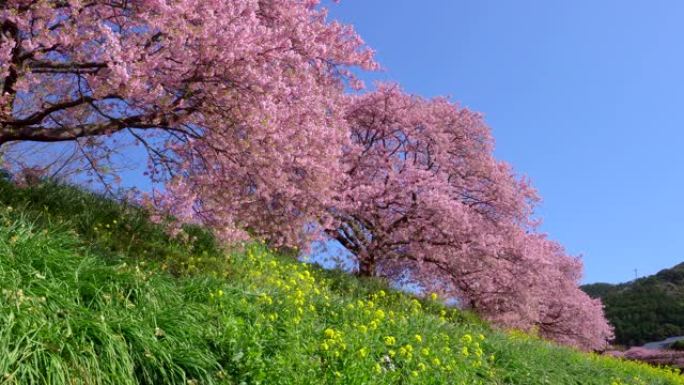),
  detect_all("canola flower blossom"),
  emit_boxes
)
[198,243,683,384]
[201,244,501,383]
